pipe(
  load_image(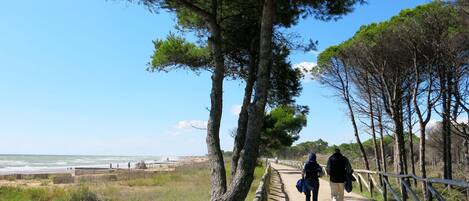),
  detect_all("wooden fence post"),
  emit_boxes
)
[356,173,363,192]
